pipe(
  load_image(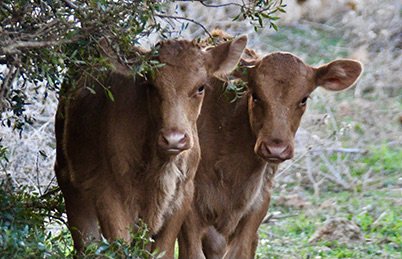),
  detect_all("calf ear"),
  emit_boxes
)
[206,35,248,79]
[231,58,258,81]
[315,59,363,91]
[232,48,259,81]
